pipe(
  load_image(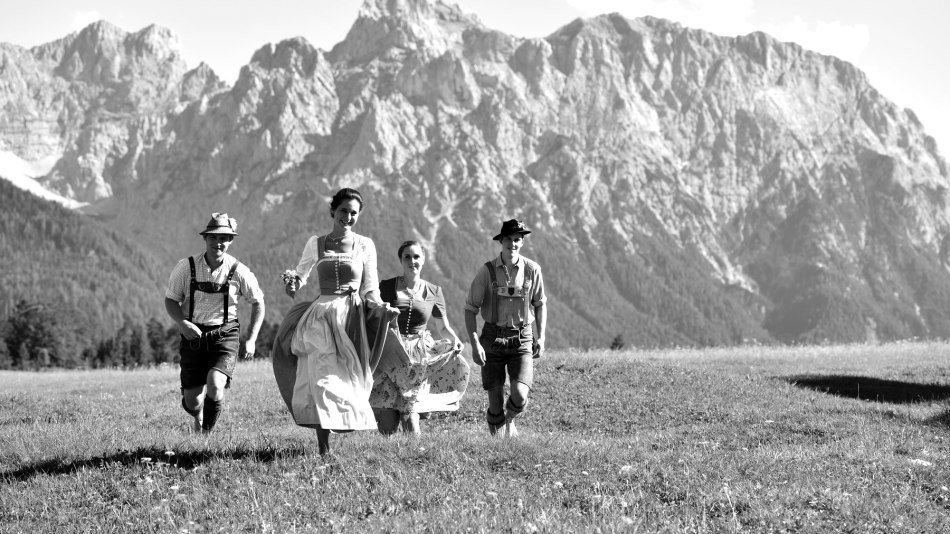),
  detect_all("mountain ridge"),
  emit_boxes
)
[2,0,949,348]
